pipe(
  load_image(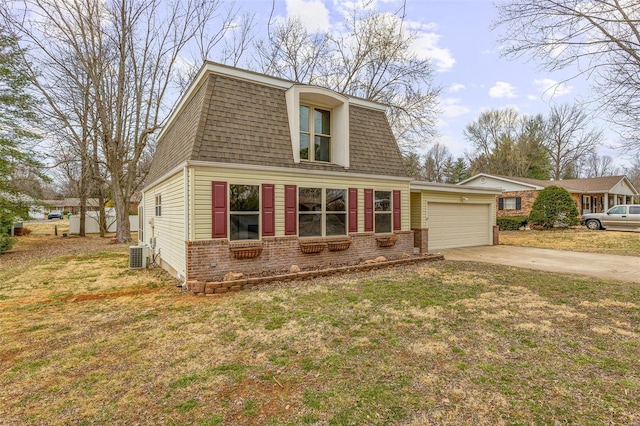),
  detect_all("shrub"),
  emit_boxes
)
[528,185,579,229]
[497,216,528,231]
[0,233,16,253]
